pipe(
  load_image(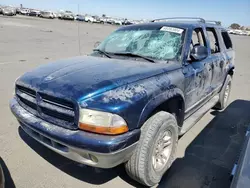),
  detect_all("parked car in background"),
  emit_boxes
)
[19,8,30,15]
[123,19,133,25]
[106,18,115,25]
[92,16,101,23]
[61,13,74,20]
[234,30,248,36]
[16,7,21,14]
[58,10,74,20]
[28,10,41,17]
[0,6,3,14]
[40,11,54,19]
[57,12,63,19]
[2,7,16,16]
[228,29,235,34]
[240,30,248,36]
[100,17,108,24]
[85,15,96,23]
[76,14,85,21]
[113,18,123,25]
